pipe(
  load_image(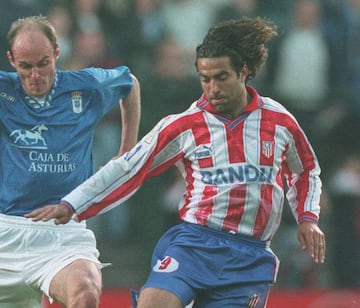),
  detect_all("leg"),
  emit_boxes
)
[49,259,102,308]
[137,287,183,308]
